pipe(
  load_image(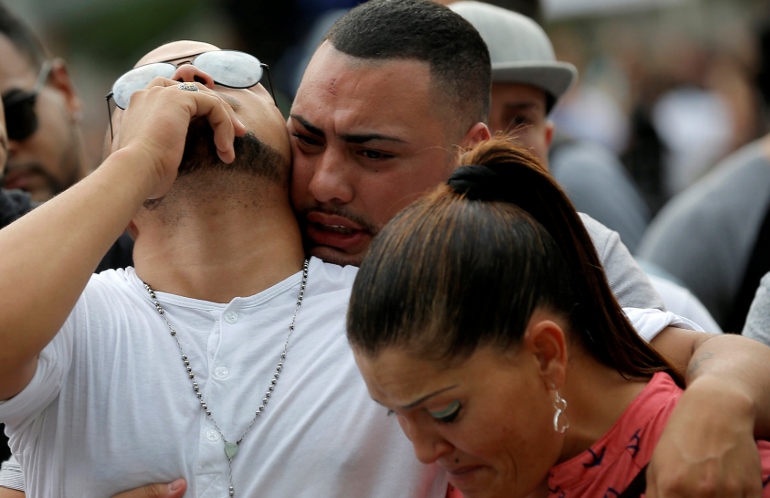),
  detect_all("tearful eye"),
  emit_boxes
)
[292,133,322,147]
[358,149,394,160]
